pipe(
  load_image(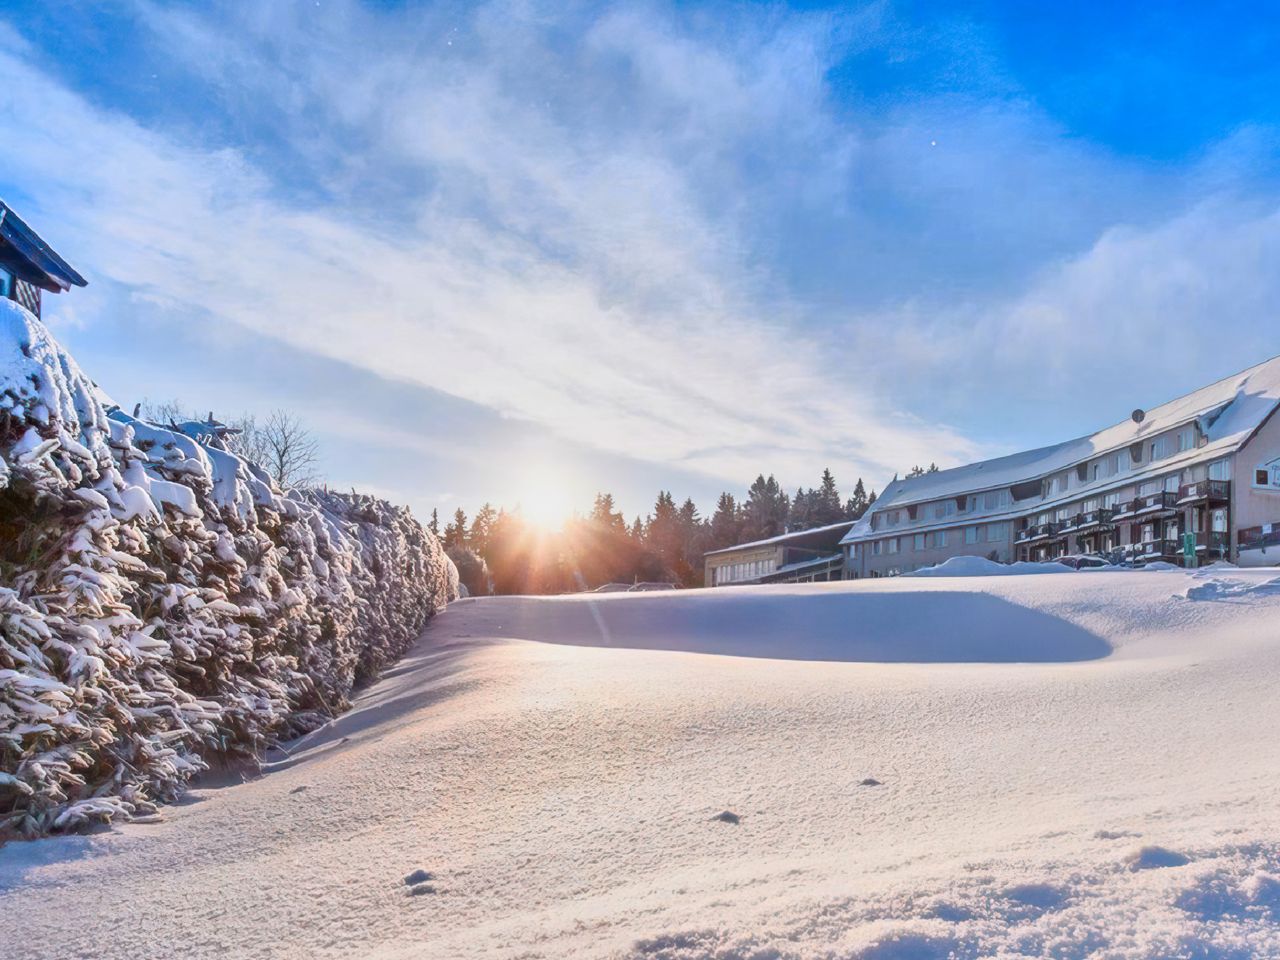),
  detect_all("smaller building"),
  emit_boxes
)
[0,200,87,318]
[704,520,855,587]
